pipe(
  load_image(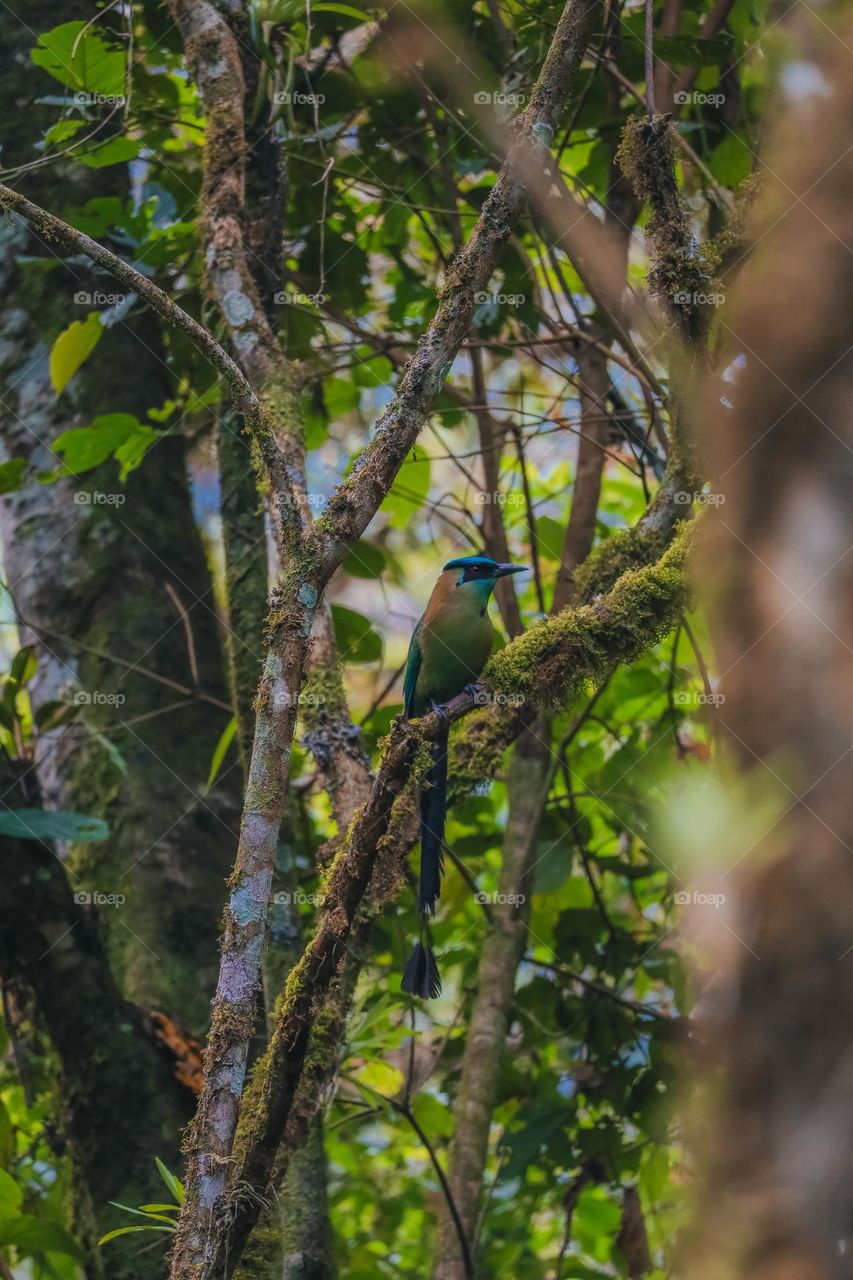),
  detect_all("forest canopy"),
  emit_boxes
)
[1,0,851,1278]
